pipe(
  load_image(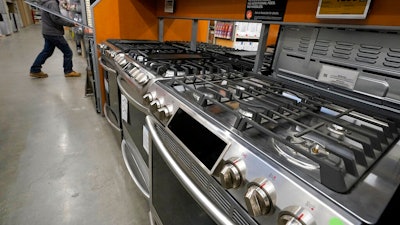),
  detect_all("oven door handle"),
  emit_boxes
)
[103,104,122,132]
[145,116,236,225]
[121,139,150,199]
[117,75,149,114]
[98,57,117,74]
